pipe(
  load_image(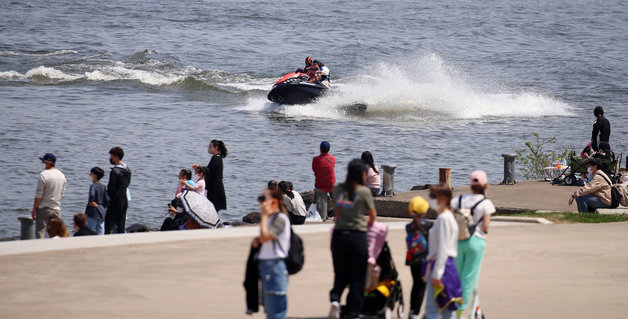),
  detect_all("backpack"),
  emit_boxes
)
[453,195,486,241]
[601,175,622,209]
[273,219,305,275]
